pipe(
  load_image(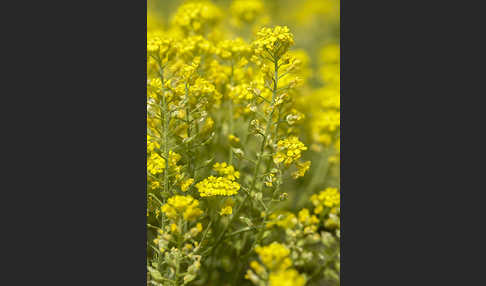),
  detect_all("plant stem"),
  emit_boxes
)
[228,62,235,165]
[231,58,281,284]
[159,67,170,200]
